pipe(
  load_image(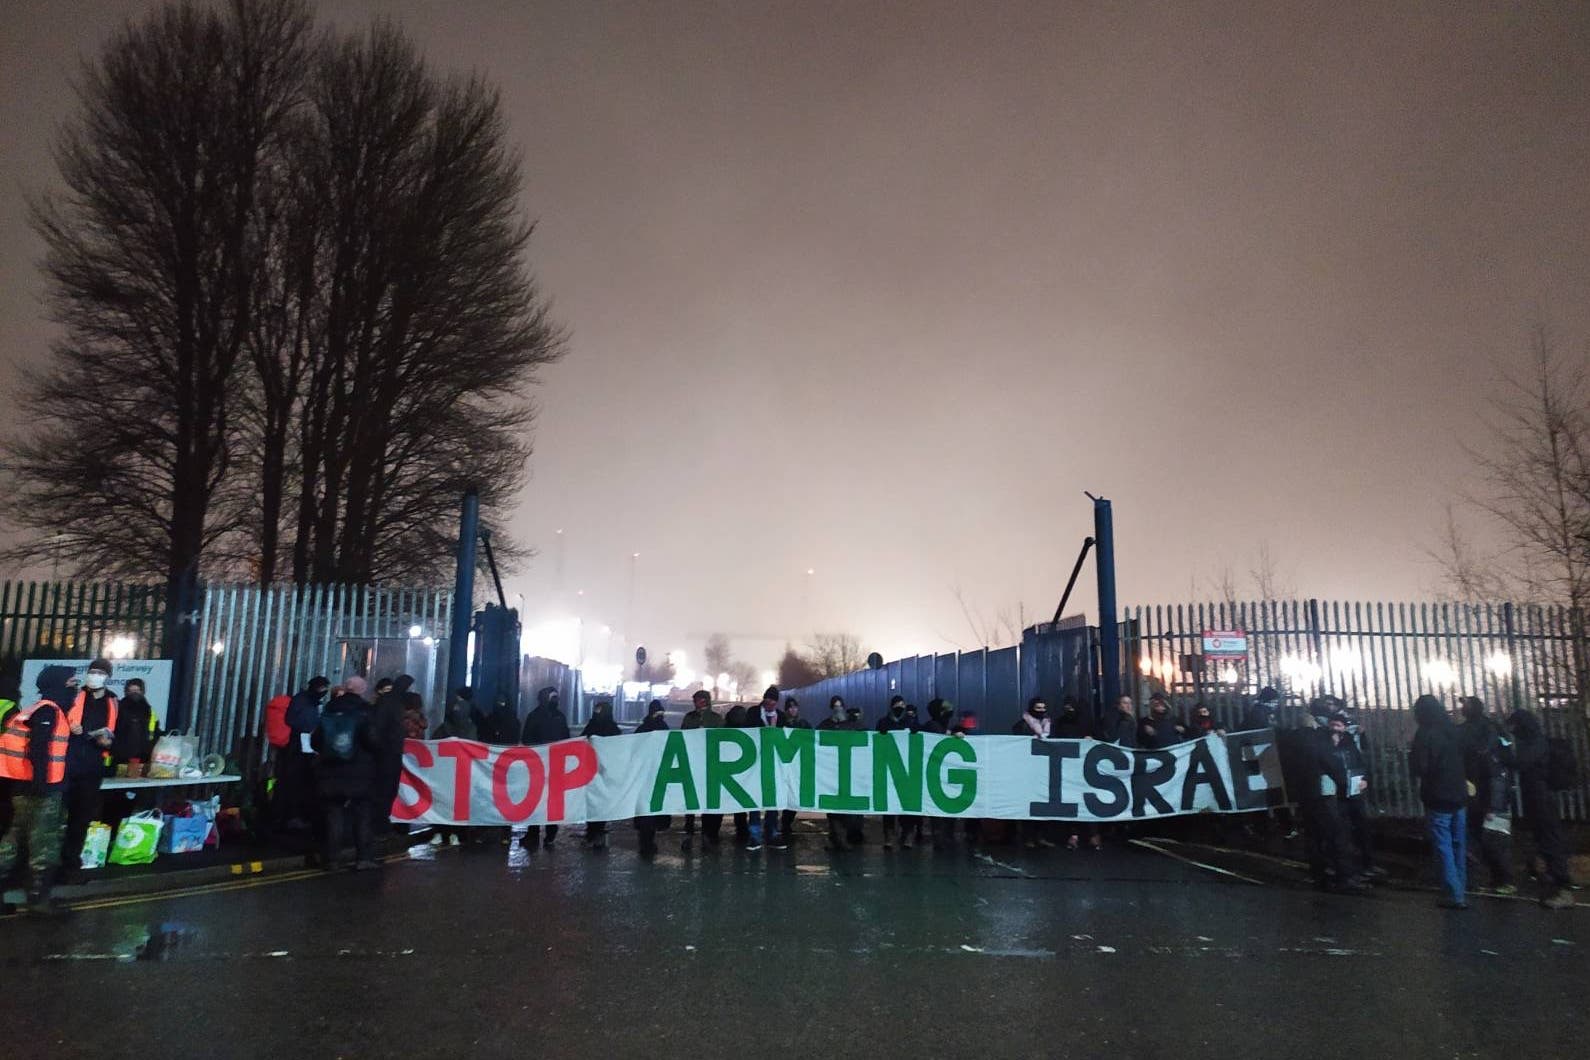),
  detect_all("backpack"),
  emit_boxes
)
[264,694,292,749]
[1545,736,1579,792]
[319,710,362,763]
